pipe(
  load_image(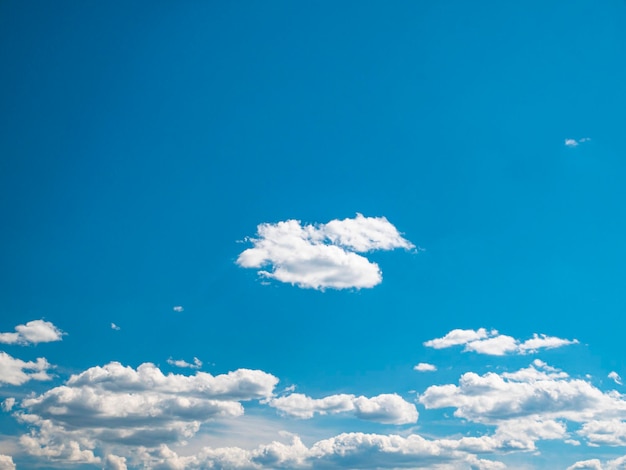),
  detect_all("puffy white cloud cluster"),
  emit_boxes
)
[414,363,437,372]
[270,392,418,424]
[0,320,64,345]
[420,359,626,449]
[15,362,279,461]
[0,352,52,386]
[104,433,506,469]
[237,214,414,289]
[424,328,578,356]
